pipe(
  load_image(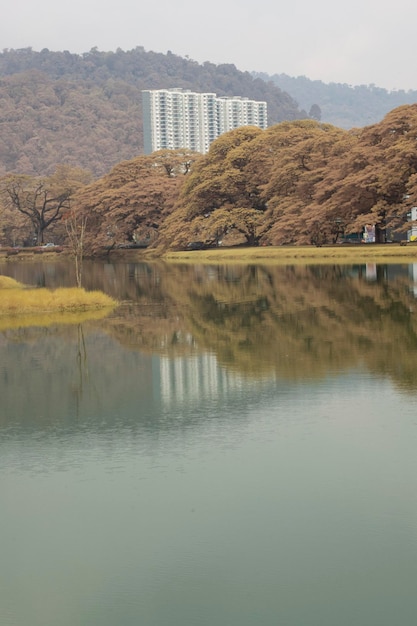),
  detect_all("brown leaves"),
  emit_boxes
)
[73,152,189,252]
[167,106,417,246]
[5,103,415,251]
